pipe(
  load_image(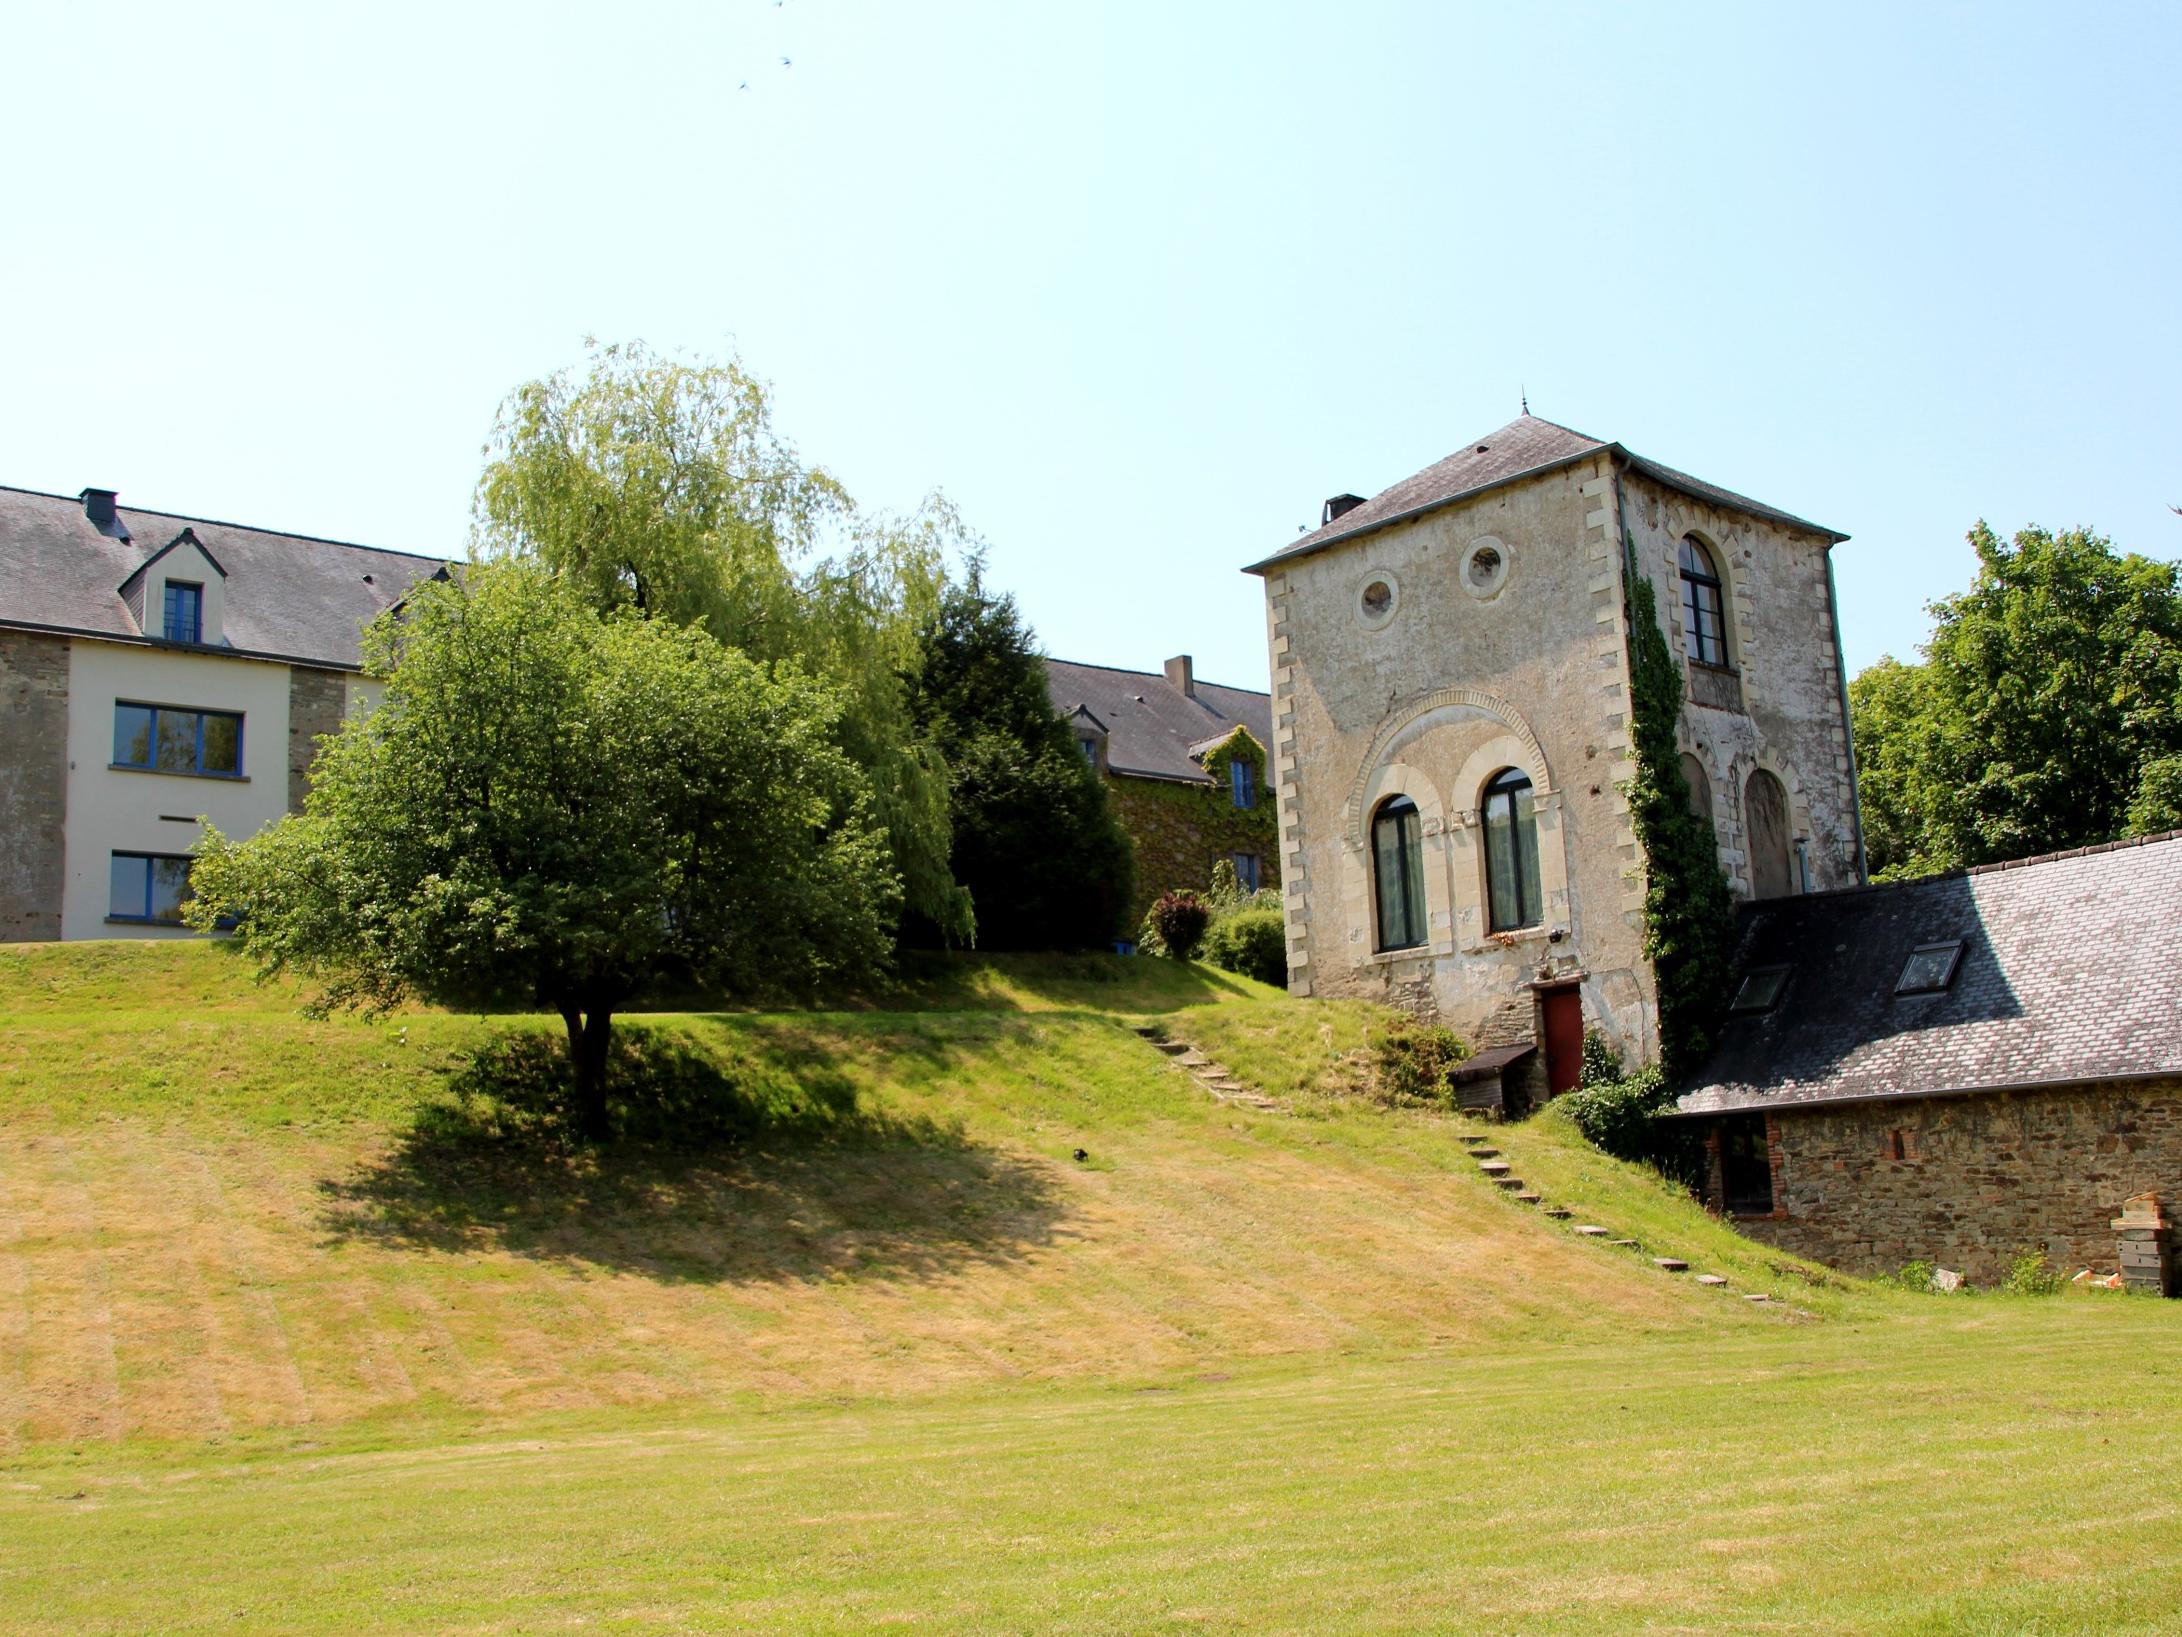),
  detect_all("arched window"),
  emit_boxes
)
[1370,795,1428,951]
[1679,536,1728,668]
[1481,769,1543,932]
[1744,769,1793,899]
[1679,753,1713,825]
